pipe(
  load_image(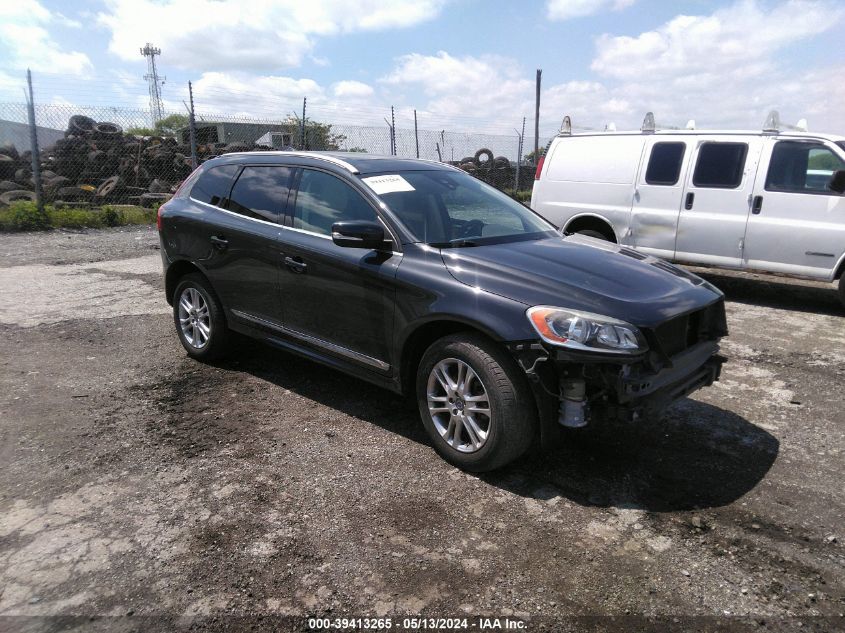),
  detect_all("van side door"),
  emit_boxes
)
[742,138,845,279]
[673,137,765,268]
[630,138,691,259]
